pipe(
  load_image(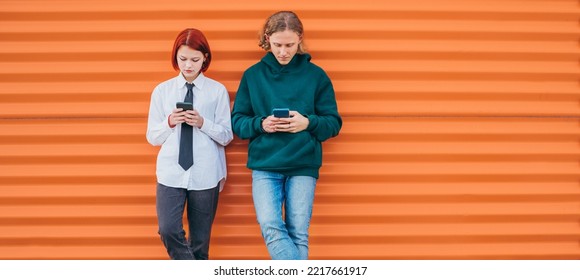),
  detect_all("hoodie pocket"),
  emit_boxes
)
[248,132,319,170]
